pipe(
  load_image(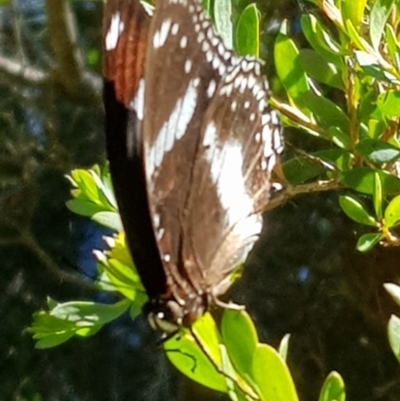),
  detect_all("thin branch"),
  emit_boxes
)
[266,179,343,211]
[0,54,102,92]
[0,55,47,83]
[45,0,82,94]
[0,215,97,293]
